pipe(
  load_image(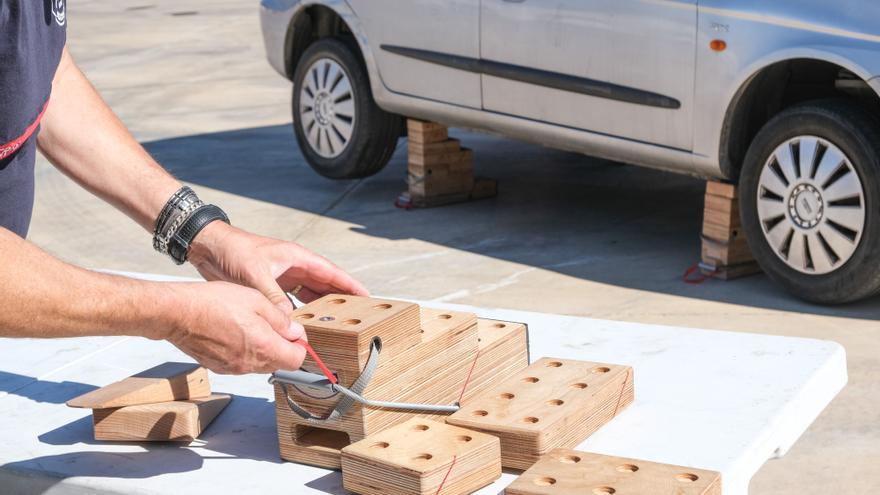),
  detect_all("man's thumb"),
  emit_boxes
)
[254,275,294,316]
